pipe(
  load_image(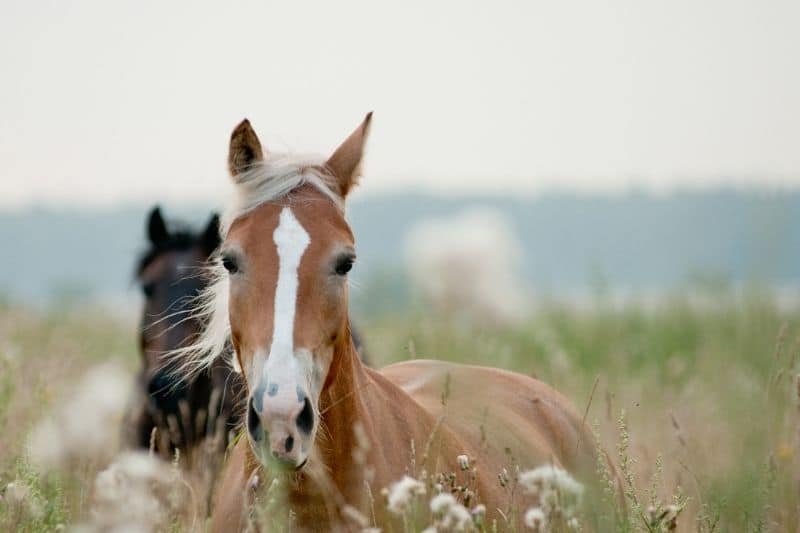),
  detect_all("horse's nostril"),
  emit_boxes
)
[296,396,314,434]
[247,397,263,441]
[285,435,294,453]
